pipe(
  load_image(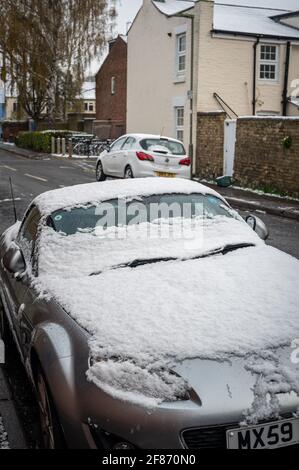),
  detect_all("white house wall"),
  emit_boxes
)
[127,0,192,151]
[196,1,299,116]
